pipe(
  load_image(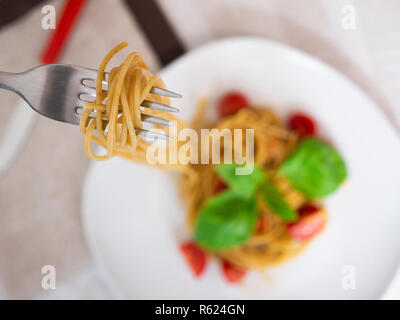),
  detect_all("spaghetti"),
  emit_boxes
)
[79,41,185,163]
